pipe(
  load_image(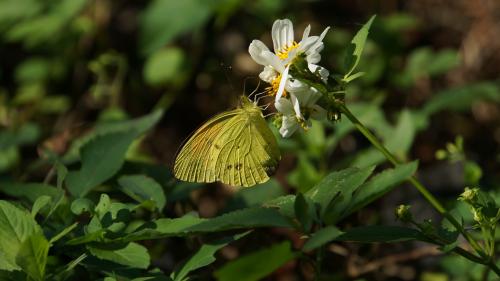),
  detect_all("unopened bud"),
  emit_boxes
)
[459,187,479,204]
[395,205,413,223]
